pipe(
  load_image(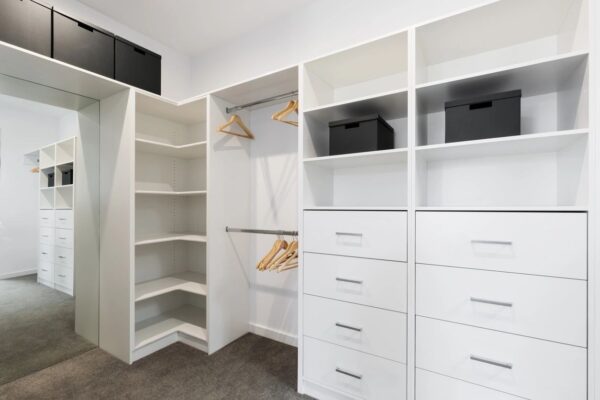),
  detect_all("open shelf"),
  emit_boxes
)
[304,32,407,109]
[39,145,55,170]
[135,272,207,302]
[135,304,207,349]
[55,137,75,165]
[416,206,588,212]
[39,167,55,188]
[416,0,588,84]
[135,233,207,246]
[135,190,207,196]
[55,185,73,209]
[55,162,74,186]
[136,139,207,159]
[304,148,407,168]
[39,187,54,210]
[136,150,206,193]
[304,206,408,211]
